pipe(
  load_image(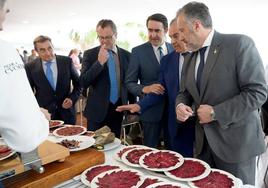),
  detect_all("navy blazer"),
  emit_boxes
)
[126,42,174,122]
[25,55,81,123]
[80,46,135,122]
